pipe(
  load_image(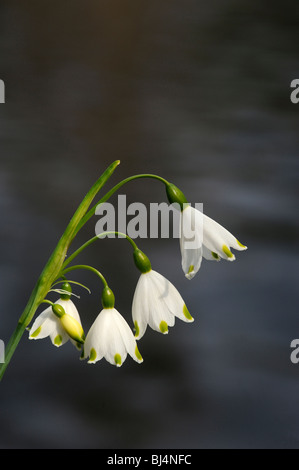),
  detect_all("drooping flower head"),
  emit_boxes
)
[132,249,194,340]
[166,183,247,279]
[29,282,84,348]
[82,286,143,367]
